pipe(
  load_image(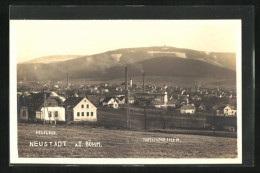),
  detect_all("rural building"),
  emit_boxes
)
[64,97,97,122]
[102,97,119,109]
[18,95,29,121]
[36,92,66,122]
[128,96,135,104]
[116,96,125,105]
[18,92,66,122]
[180,104,196,114]
[224,105,237,116]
